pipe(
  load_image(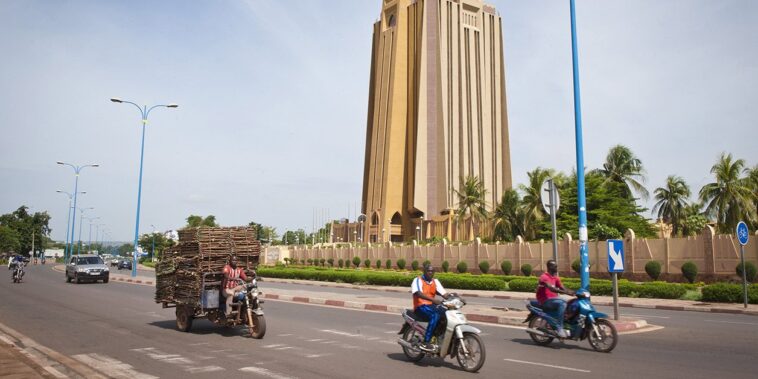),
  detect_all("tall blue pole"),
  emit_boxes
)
[131,108,148,278]
[63,198,72,262]
[69,173,80,259]
[570,0,590,289]
[77,210,85,255]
